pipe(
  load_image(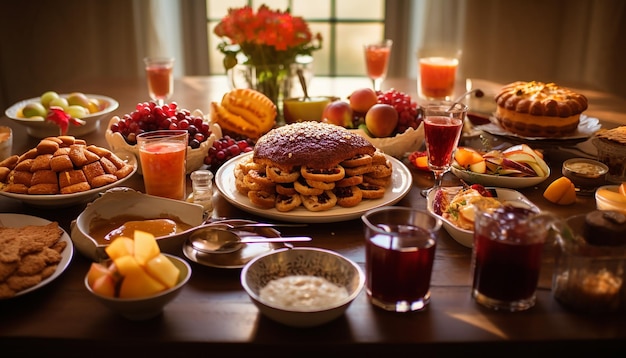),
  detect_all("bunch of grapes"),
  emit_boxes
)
[204,135,254,172]
[376,89,423,133]
[109,102,212,149]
